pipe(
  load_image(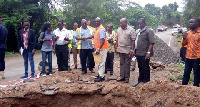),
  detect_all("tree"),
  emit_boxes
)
[183,0,200,26]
